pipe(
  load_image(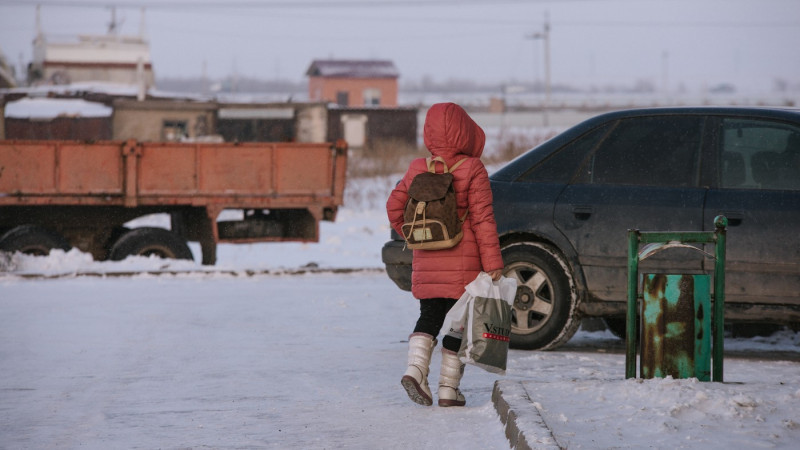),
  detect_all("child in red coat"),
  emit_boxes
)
[387,102,504,406]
